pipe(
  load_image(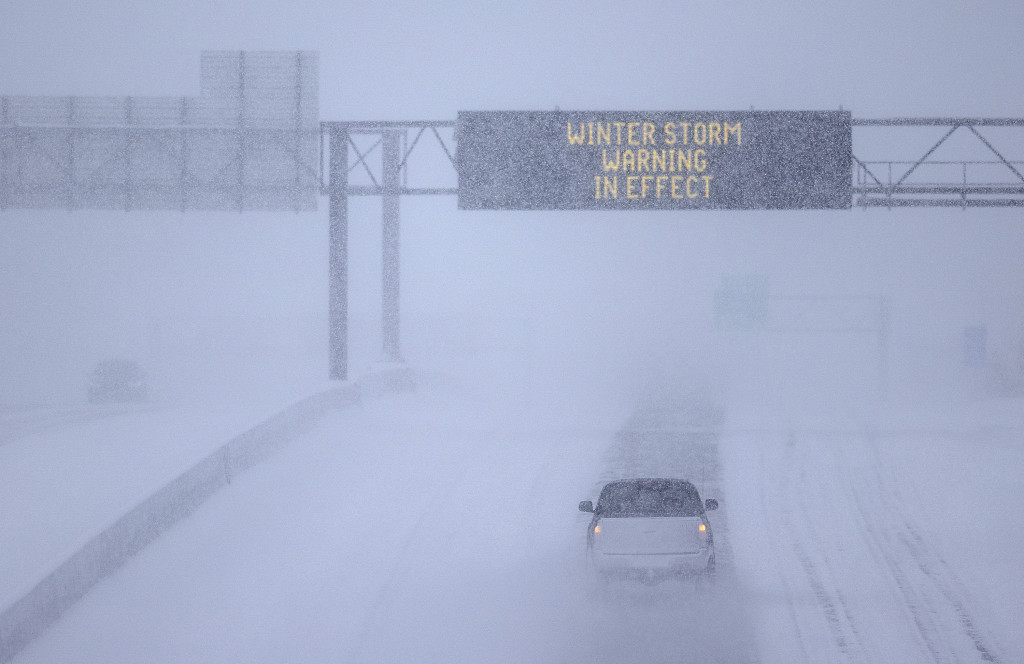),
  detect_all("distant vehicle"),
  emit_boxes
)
[87,359,148,404]
[579,478,718,584]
